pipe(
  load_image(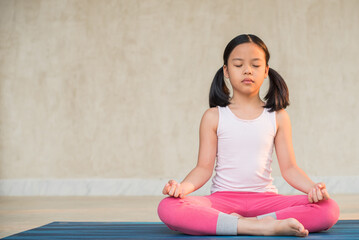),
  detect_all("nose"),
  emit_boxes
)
[243,65,252,75]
